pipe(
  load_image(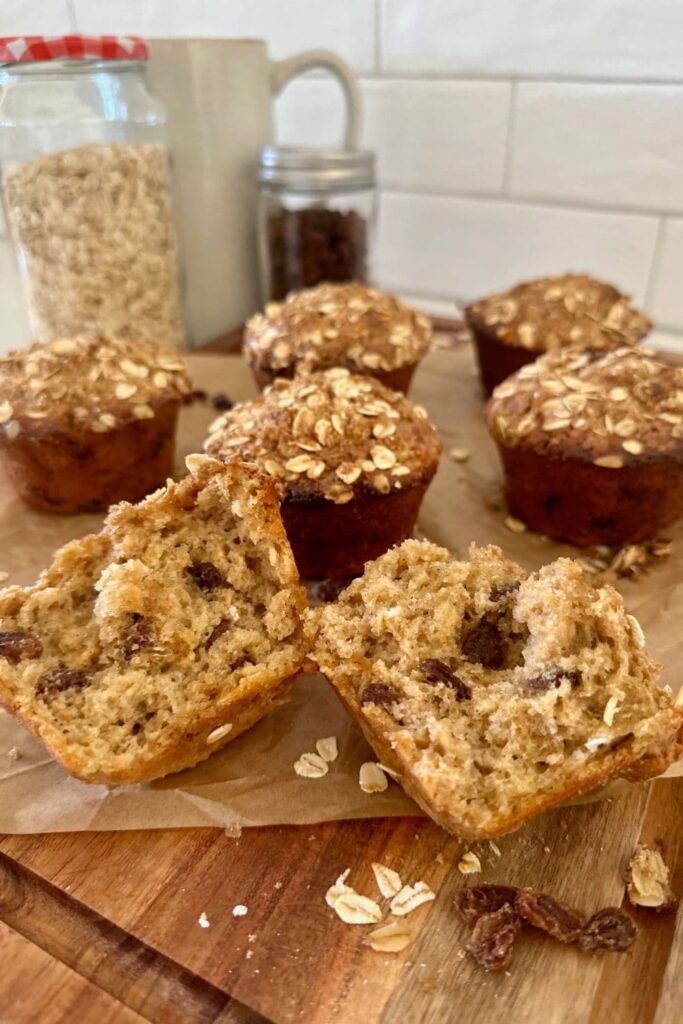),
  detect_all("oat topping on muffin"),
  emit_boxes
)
[487,347,683,467]
[204,368,441,504]
[467,274,651,353]
[0,335,191,437]
[244,282,433,375]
